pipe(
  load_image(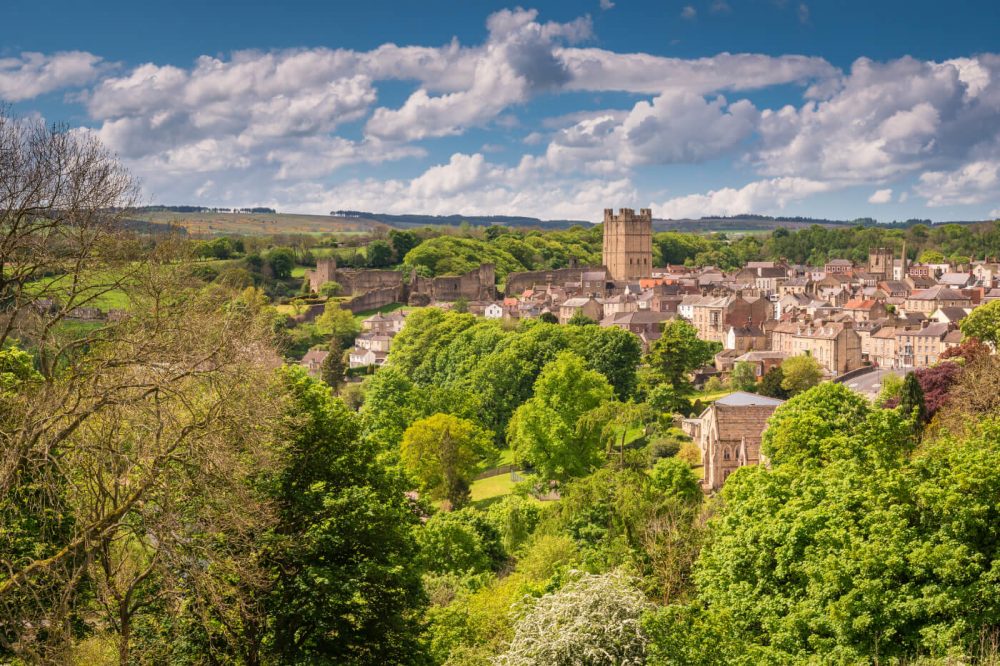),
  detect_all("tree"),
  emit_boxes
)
[320,340,345,390]
[758,366,788,399]
[899,371,928,426]
[507,352,614,482]
[959,299,1000,347]
[416,509,506,574]
[262,367,427,664]
[567,310,596,326]
[496,571,649,666]
[388,229,420,261]
[729,361,758,392]
[779,355,823,395]
[266,247,296,279]
[318,280,343,297]
[539,312,559,324]
[647,320,719,394]
[400,413,497,508]
[315,302,360,347]
[650,458,702,504]
[366,239,394,268]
